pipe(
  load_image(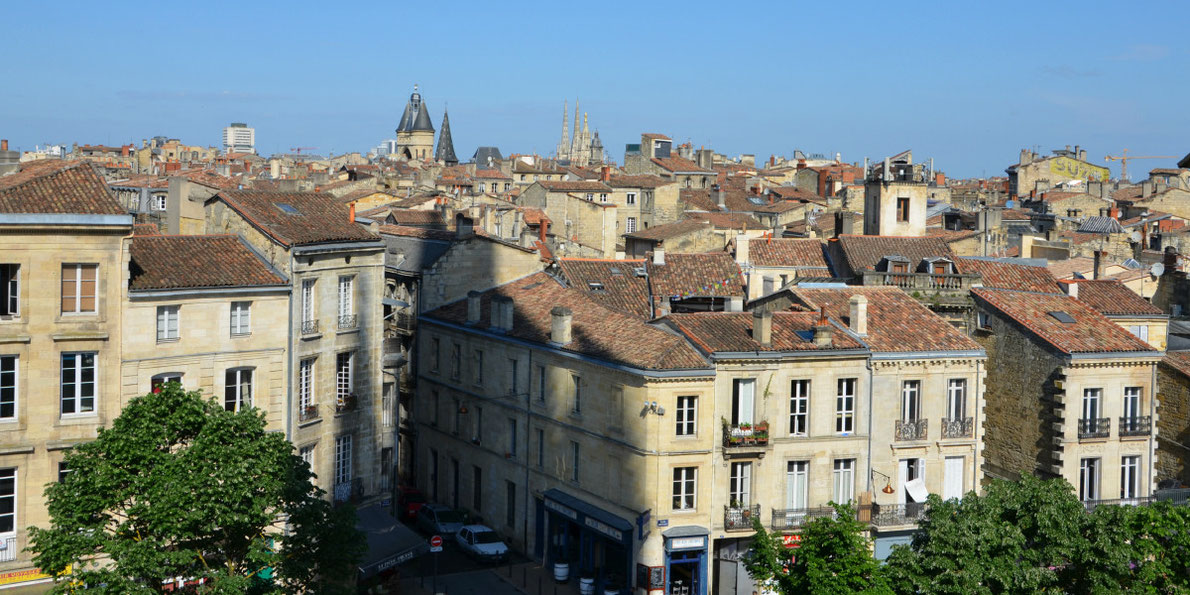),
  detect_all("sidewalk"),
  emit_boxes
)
[489,561,584,595]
